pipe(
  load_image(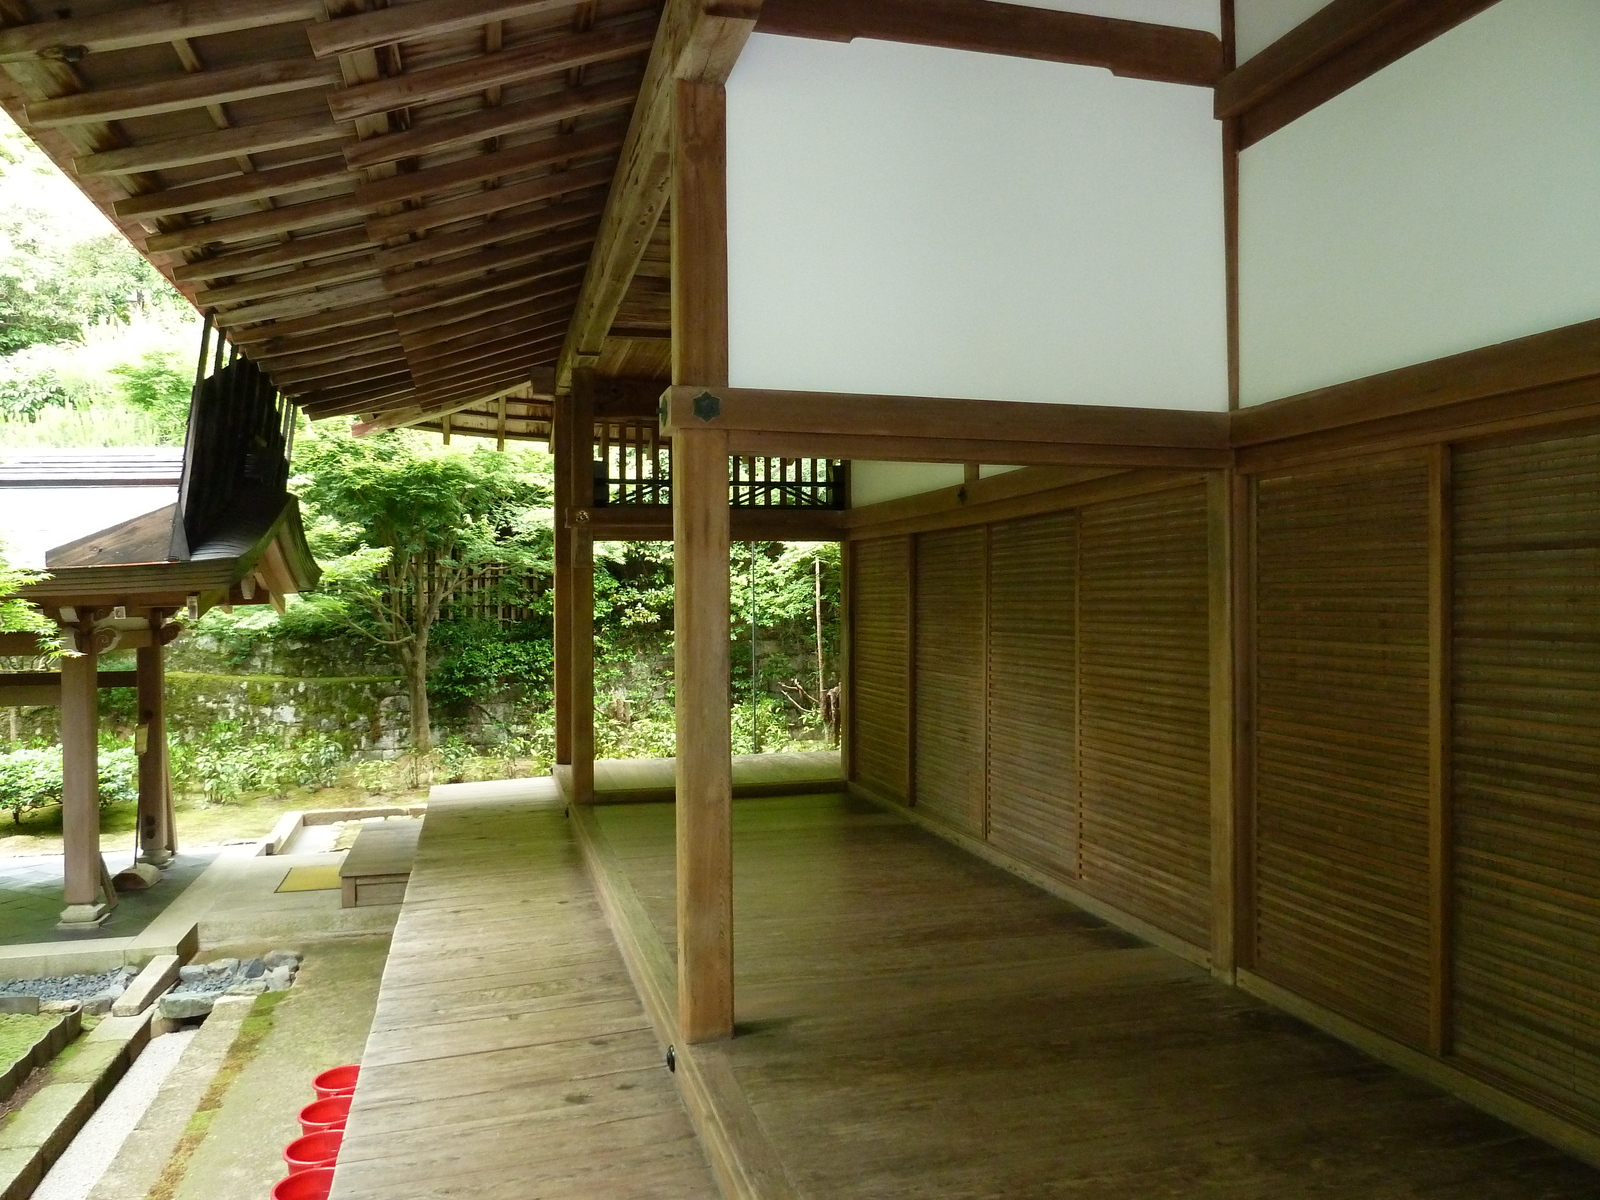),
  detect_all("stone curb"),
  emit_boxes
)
[0,1008,154,1200]
[0,1010,82,1107]
[112,955,180,1018]
[84,996,256,1200]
